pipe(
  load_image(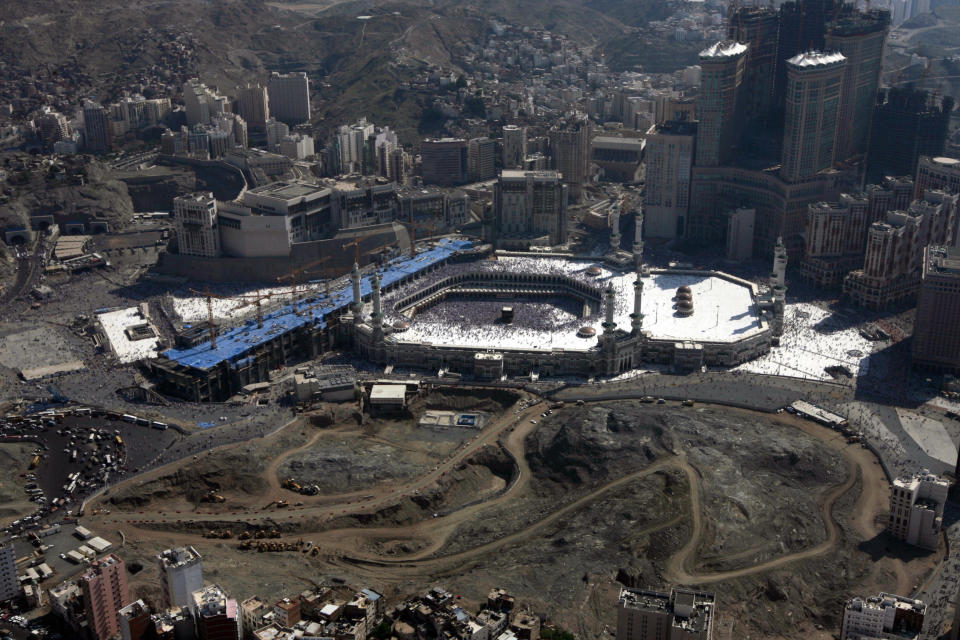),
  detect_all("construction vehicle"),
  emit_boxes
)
[275,499,289,509]
[282,478,302,492]
[201,491,226,503]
